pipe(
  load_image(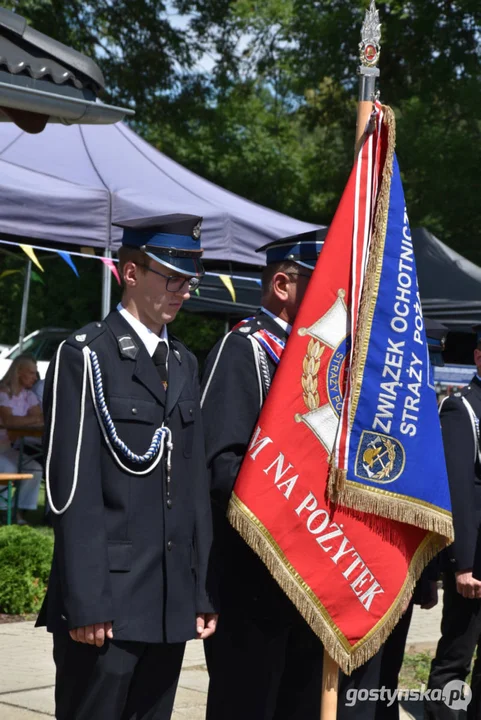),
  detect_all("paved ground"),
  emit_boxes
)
[0,599,442,719]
